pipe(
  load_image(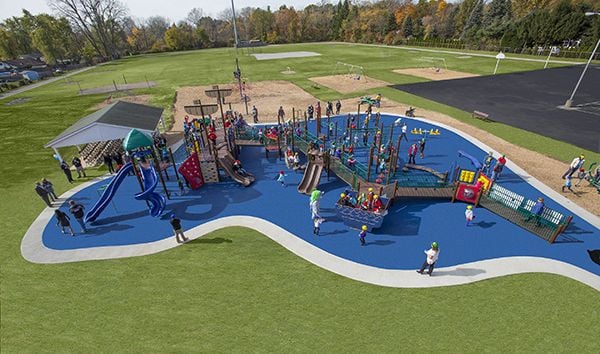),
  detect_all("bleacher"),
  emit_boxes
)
[79,139,124,166]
